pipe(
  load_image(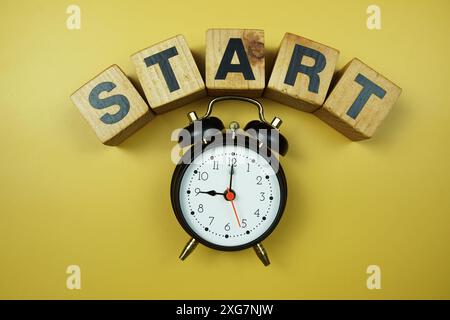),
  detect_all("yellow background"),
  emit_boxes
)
[1,0,449,299]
